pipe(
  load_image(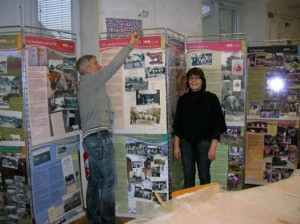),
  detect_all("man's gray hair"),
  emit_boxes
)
[76,55,95,75]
